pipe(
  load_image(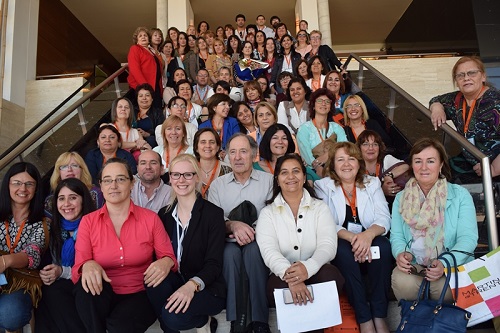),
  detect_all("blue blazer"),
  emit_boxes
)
[199,117,240,150]
[84,148,137,184]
